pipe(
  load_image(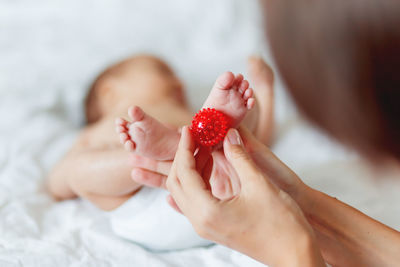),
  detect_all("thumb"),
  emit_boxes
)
[223,129,261,184]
